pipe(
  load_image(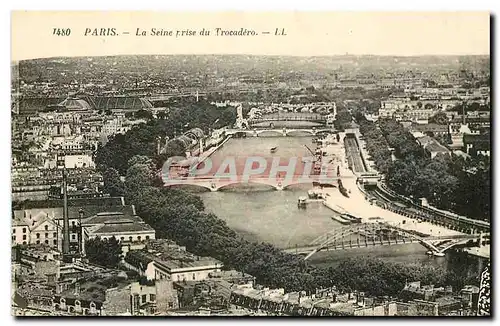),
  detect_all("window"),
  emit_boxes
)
[129,236,133,242]
[53,233,57,238]
[22,228,26,233]
[36,240,40,244]
[192,273,196,280]
[72,221,75,226]
[168,302,174,309]
[150,294,156,302]
[36,233,40,239]
[44,240,49,245]
[137,236,141,241]
[53,240,57,245]
[145,236,150,240]
[44,225,48,231]
[45,233,49,238]
[120,237,124,241]
[22,241,27,245]
[71,234,76,240]
[12,229,15,234]
[22,235,27,240]
[141,295,147,303]
[12,235,15,241]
